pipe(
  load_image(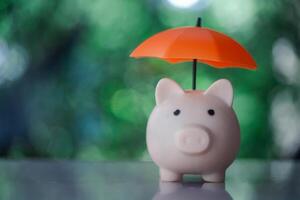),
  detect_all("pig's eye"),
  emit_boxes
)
[173,109,181,116]
[207,109,215,116]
